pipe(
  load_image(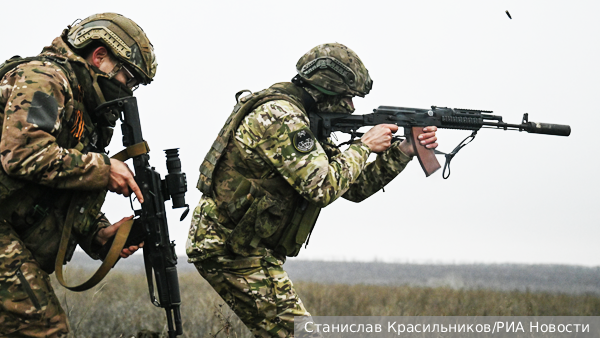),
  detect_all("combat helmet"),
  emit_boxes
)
[67,13,157,85]
[296,43,373,97]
